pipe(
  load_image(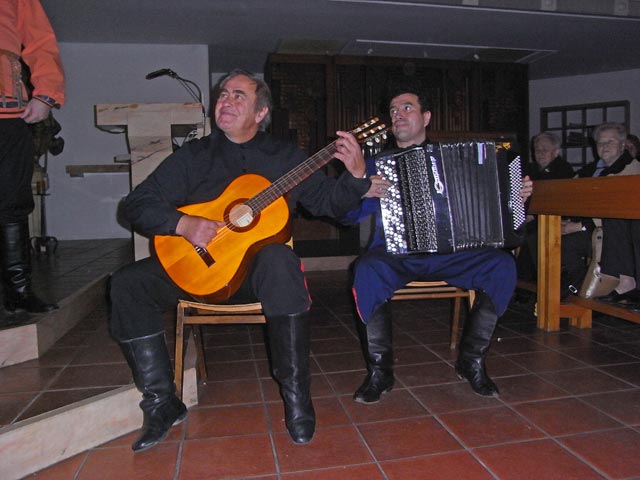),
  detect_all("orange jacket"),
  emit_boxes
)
[0,0,65,118]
